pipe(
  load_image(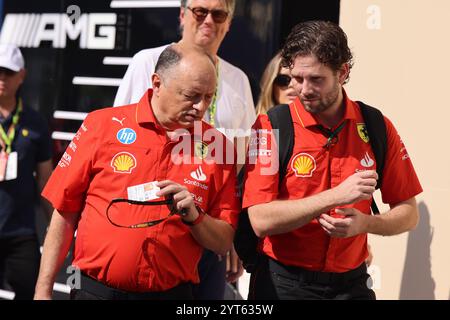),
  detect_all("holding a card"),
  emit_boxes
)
[35,44,239,300]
